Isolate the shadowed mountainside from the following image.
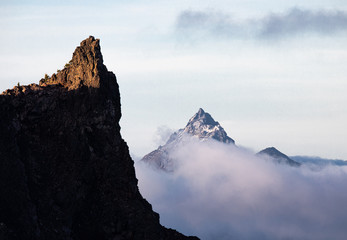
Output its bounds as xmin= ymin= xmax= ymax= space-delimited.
xmin=0 ymin=36 xmax=198 ymax=240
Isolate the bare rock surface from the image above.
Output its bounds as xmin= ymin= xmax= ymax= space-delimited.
xmin=0 ymin=36 xmax=198 ymax=240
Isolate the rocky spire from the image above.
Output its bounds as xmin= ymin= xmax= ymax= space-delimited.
xmin=40 ymin=36 xmax=118 ymax=97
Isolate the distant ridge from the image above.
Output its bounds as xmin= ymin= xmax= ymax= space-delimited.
xmin=257 ymin=147 xmax=301 ymax=167
xmin=291 ymin=156 xmax=347 ymax=166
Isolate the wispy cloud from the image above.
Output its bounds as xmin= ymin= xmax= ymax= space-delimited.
xmin=176 ymin=10 xmax=249 ymax=40
xmin=176 ymin=8 xmax=347 ymax=41
xmin=152 ymin=125 xmax=174 ymax=146
xmin=261 ymin=8 xmax=347 ymax=38
xmin=136 ymin=138 xmax=347 ymax=239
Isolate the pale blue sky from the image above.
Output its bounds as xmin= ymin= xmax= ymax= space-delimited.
xmin=1 ymin=0 xmax=347 ymax=159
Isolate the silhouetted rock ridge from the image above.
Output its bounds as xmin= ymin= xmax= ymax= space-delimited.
xmin=0 ymin=36 xmax=198 ymax=240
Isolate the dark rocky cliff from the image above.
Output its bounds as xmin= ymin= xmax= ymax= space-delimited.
xmin=0 ymin=36 xmax=198 ymax=240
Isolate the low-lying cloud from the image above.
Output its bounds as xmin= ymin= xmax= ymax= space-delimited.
xmin=176 ymin=8 xmax=347 ymax=41
xmin=152 ymin=125 xmax=174 ymax=146
xmin=135 ymin=139 xmax=347 ymax=239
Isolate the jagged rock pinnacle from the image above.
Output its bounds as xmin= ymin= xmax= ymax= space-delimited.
xmin=40 ymin=36 xmax=117 ymax=95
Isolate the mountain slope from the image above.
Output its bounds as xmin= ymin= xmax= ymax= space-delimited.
xmin=0 ymin=36 xmax=198 ymax=240
xmin=291 ymin=156 xmax=347 ymax=166
xmin=142 ymin=108 xmax=234 ymax=171
xmin=257 ymin=147 xmax=301 ymax=167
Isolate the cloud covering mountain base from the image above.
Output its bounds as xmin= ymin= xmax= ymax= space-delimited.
xmin=135 ymin=139 xmax=347 ymax=240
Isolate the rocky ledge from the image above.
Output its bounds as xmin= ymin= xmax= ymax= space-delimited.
xmin=0 ymin=36 xmax=198 ymax=240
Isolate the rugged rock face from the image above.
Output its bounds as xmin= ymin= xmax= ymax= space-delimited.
xmin=257 ymin=147 xmax=301 ymax=167
xmin=0 ymin=36 xmax=198 ymax=240
xmin=142 ymin=108 xmax=234 ymax=171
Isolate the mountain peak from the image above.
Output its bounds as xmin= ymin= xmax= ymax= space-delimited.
xmin=197 ymin=107 xmax=206 ymax=116
xmin=39 ymin=36 xmax=117 ymax=95
xmin=183 ymin=109 xmax=234 ymax=144
xmin=72 ymin=36 xmax=103 ymax=71
xmin=257 ymin=147 xmax=301 ymax=167
xmin=142 ymin=109 xmax=235 ymax=171
xmin=186 ymin=108 xmax=219 ymax=127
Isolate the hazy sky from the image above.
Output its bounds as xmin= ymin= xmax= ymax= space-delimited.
xmin=1 ymin=0 xmax=347 ymax=159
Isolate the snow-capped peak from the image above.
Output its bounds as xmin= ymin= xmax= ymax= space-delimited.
xmin=182 ymin=108 xmax=234 ymax=144
xmin=141 ymin=108 xmax=235 ymax=171
xmin=186 ymin=108 xmax=218 ymax=127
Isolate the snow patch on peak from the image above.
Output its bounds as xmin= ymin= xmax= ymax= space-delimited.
xmin=186 ymin=108 xmax=218 ymax=127
xmin=183 ymin=108 xmax=234 ymax=144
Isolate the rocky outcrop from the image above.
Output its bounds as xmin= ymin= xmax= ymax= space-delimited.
xmin=0 ymin=36 xmax=198 ymax=240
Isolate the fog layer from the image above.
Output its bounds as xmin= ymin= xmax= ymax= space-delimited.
xmin=135 ymin=139 xmax=347 ymax=240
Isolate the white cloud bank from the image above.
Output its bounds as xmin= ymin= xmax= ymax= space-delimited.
xmin=176 ymin=7 xmax=347 ymax=40
xmin=135 ymin=139 xmax=347 ymax=240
